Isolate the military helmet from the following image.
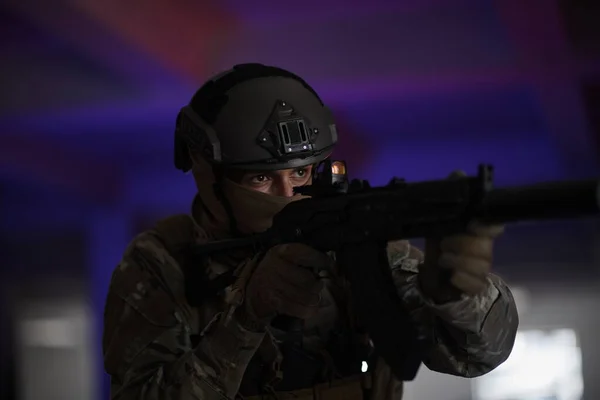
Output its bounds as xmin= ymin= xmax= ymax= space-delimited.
xmin=174 ymin=63 xmax=338 ymax=171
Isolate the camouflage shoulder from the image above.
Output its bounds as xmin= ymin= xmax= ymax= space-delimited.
xmin=120 ymin=229 xmax=183 ymax=277
xmin=111 ymin=216 xmax=206 ymax=325
xmin=104 ymin=229 xmax=182 ymax=376
xmin=119 ymin=214 xmax=208 ymax=278
xmin=113 ymin=229 xmax=183 ymax=301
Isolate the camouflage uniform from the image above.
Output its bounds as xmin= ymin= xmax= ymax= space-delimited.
xmin=103 ymin=63 xmax=519 ymax=399
xmin=102 ymin=198 xmax=519 ymax=400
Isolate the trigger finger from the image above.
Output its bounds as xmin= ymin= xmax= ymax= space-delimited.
xmin=440 ymin=235 xmax=493 ymax=261
xmin=450 ymin=271 xmax=488 ymax=296
xmin=275 ymin=261 xmax=320 ymax=287
xmin=438 ymin=253 xmax=491 ymax=278
xmin=274 ymin=282 xmax=323 ymax=308
xmin=278 ymin=244 xmax=333 ymax=269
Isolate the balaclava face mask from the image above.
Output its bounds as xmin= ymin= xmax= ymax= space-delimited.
xmin=191 ymin=155 xmax=309 ymax=238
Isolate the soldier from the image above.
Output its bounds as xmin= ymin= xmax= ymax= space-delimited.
xmin=103 ymin=63 xmax=519 ymax=399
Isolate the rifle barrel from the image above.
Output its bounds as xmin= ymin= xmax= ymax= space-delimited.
xmin=479 ymin=180 xmax=600 ymax=224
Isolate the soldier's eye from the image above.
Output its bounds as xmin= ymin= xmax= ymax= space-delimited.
xmin=293 ymin=168 xmax=309 ymax=178
xmin=251 ymin=175 xmax=268 ymax=183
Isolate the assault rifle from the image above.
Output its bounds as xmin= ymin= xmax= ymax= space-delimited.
xmin=192 ymin=160 xmax=600 ymax=381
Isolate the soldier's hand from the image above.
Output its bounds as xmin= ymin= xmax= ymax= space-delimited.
xmin=420 ymin=171 xmax=505 ymax=303
xmin=239 ymin=243 xmax=331 ymax=328
xmin=422 ymin=222 xmax=505 ymax=302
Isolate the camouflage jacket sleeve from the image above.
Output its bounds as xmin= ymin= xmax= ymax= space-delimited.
xmin=103 ymin=231 xmax=265 ymax=399
xmin=386 ymin=240 xmax=519 ymax=378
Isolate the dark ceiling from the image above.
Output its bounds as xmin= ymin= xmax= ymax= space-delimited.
xmin=1 ymin=0 xmax=599 ymax=215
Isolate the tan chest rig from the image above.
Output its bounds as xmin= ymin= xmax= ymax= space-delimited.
xmin=155 ymin=214 xmax=375 ymax=400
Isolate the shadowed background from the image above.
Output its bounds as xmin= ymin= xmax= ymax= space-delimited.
xmin=1 ymin=0 xmax=599 ymax=399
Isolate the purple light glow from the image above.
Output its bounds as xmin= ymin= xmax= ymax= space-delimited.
xmin=86 ymin=211 xmax=132 ymax=400
xmin=362 ymin=134 xmax=568 ymax=186
xmin=0 ymin=88 xmax=190 ymax=137
xmin=0 ymin=196 xmax=93 ymax=234
xmin=221 ymin=0 xmax=464 ymax=25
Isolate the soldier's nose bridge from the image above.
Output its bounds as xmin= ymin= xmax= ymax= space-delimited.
xmin=271 ymin=172 xmax=293 ymax=185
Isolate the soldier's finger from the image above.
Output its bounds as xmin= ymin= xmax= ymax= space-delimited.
xmin=450 ymin=271 xmax=489 ymax=296
xmin=440 ymin=235 xmax=494 ymax=262
xmin=438 ymin=252 xmax=491 ymax=278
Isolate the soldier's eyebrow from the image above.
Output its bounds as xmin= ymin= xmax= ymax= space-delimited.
xmin=225 ymin=169 xmax=267 ymax=183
